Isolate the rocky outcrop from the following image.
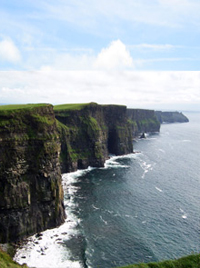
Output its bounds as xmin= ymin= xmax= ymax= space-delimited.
xmin=127 ymin=109 xmax=160 ymax=137
xmin=54 ymin=103 xmax=133 ymax=173
xmin=0 ymin=104 xmax=65 ymax=243
xmin=155 ymin=111 xmax=189 ymax=123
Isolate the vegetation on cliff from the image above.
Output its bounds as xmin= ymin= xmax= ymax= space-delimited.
xmin=155 ymin=111 xmax=189 ymax=123
xmin=118 ymin=254 xmax=200 ymax=268
xmin=54 ymin=102 xmax=133 ymax=172
xmin=0 ymin=104 xmax=65 ymax=243
xmin=0 ymin=248 xmax=28 ymax=268
xmin=126 ymin=109 xmax=160 ymax=137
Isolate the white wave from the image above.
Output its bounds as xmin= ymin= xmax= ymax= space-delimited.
xmin=92 ymin=204 xmax=100 ymax=210
xmin=100 ymin=215 xmax=108 ymax=225
xmin=155 ymin=187 xmax=163 ymax=192
xmin=14 ymin=220 xmax=83 ymax=268
xmin=158 ymin=149 xmax=165 ymax=153
xmin=62 ymin=166 xmax=94 ymax=183
xmin=180 ymin=208 xmax=187 ymax=219
xmin=182 ymin=215 xmax=187 ymax=219
xmin=104 ymin=159 xmax=129 ymax=169
xmin=138 ymin=159 xmax=153 ymax=178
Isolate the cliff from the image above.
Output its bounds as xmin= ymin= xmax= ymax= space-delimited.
xmin=127 ymin=109 xmax=160 ymax=137
xmin=54 ymin=103 xmax=133 ymax=172
xmin=155 ymin=111 xmax=189 ymax=123
xmin=0 ymin=104 xmax=65 ymax=243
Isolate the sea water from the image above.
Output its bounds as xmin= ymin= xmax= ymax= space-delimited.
xmin=14 ymin=112 xmax=200 ymax=268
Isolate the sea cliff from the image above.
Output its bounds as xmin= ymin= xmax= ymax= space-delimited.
xmin=54 ymin=103 xmax=133 ymax=172
xmin=155 ymin=111 xmax=189 ymax=123
xmin=0 ymin=104 xmax=65 ymax=243
xmin=127 ymin=109 xmax=160 ymax=137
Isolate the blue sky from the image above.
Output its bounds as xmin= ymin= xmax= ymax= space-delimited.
xmin=0 ymin=0 xmax=200 ymax=110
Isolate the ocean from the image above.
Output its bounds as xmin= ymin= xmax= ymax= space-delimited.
xmin=14 ymin=112 xmax=200 ymax=268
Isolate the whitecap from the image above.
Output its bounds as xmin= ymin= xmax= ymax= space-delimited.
xmin=182 ymin=215 xmax=187 ymax=219
xmin=155 ymin=187 xmax=163 ymax=192
xmin=180 ymin=208 xmax=187 ymax=219
xmin=92 ymin=204 xmax=100 ymax=210
xmin=104 ymin=158 xmax=129 ymax=169
xmin=100 ymin=215 xmax=108 ymax=225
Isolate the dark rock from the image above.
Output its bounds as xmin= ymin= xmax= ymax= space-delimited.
xmin=127 ymin=108 xmax=160 ymax=138
xmin=155 ymin=111 xmax=189 ymax=123
xmin=140 ymin=132 xmax=146 ymax=139
xmin=54 ymin=103 xmax=133 ymax=172
xmin=0 ymin=104 xmax=66 ymax=243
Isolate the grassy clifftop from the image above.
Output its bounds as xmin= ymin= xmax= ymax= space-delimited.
xmin=0 ymin=248 xmax=27 ymax=268
xmin=118 ymin=254 xmax=200 ymax=268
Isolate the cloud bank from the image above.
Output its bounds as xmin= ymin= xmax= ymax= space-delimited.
xmin=0 ymin=71 xmax=199 ymax=111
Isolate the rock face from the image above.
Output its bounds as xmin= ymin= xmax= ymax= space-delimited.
xmin=54 ymin=103 xmax=133 ymax=173
xmin=155 ymin=111 xmax=189 ymax=123
xmin=0 ymin=104 xmax=65 ymax=243
xmin=127 ymin=109 xmax=160 ymax=137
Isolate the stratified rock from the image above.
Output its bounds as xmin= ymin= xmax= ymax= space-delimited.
xmin=155 ymin=111 xmax=189 ymax=123
xmin=54 ymin=103 xmax=133 ymax=172
xmin=127 ymin=109 xmax=160 ymax=138
xmin=0 ymin=104 xmax=65 ymax=243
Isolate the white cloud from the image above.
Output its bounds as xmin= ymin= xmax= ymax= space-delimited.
xmin=0 ymin=71 xmax=199 ymax=111
xmin=130 ymin=44 xmax=174 ymax=50
xmin=94 ymin=40 xmax=133 ymax=70
xmin=38 ymin=40 xmax=133 ymax=71
xmin=0 ymin=39 xmax=21 ymax=63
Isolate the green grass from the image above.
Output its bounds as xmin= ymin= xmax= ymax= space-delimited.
xmin=0 ymin=248 xmax=28 ymax=268
xmin=53 ymin=103 xmax=92 ymax=111
xmin=0 ymin=103 xmax=50 ymax=111
xmin=118 ymin=254 xmax=200 ymax=268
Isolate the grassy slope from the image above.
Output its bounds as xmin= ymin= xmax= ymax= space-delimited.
xmin=118 ymin=254 xmax=200 ymax=268
xmin=0 ymin=249 xmax=28 ymax=268
xmin=0 ymin=104 xmax=50 ymax=111
xmin=53 ymin=103 xmax=91 ymax=111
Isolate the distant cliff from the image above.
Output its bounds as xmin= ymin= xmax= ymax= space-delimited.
xmin=54 ymin=103 xmax=133 ymax=173
xmin=0 ymin=104 xmax=65 ymax=243
xmin=127 ymin=109 xmax=160 ymax=137
xmin=155 ymin=111 xmax=189 ymax=123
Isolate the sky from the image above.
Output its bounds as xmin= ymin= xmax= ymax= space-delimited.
xmin=0 ymin=0 xmax=200 ymax=110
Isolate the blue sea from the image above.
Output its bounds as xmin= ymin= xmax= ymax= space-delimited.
xmin=15 ymin=112 xmax=200 ymax=268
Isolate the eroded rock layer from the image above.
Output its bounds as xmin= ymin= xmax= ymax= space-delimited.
xmin=0 ymin=104 xmax=65 ymax=243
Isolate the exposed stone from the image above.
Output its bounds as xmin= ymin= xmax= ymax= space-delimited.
xmin=0 ymin=105 xmax=65 ymax=243
xmin=155 ymin=111 xmax=189 ymax=123
xmin=127 ymin=108 xmax=160 ymax=137
xmin=55 ymin=103 xmax=133 ymax=173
